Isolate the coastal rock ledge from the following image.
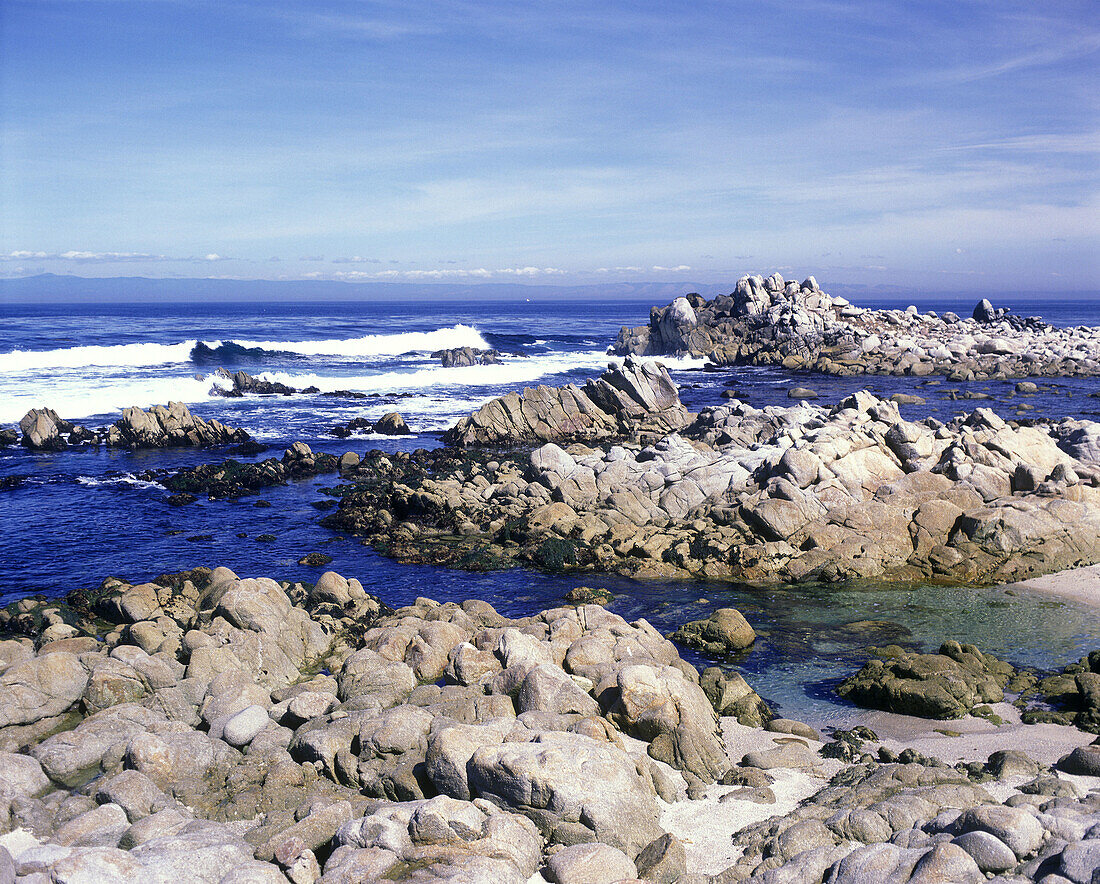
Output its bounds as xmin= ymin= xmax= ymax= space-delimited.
xmin=328 ymin=378 xmax=1100 ymax=585
xmin=4 ymin=567 xmax=1100 ymax=883
xmin=612 ymin=273 xmax=1100 ymax=379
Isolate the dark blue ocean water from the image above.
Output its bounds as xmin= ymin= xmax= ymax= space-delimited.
xmin=2 ymin=292 xmax=1099 ymax=724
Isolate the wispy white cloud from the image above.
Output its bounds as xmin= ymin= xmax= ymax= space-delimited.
xmin=1 ymin=250 xmax=231 ymax=263
xmin=321 ymin=266 xmax=571 ymax=281
xmin=917 ymin=32 xmax=1100 ymax=85
xmin=937 ymin=132 xmax=1100 ymax=155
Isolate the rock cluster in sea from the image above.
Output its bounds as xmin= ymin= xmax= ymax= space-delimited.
xmin=612 ymin=273 xmax=1100 ymax=379
xmin=431 ymin=346 xmax=501 ymax=367
xmin=3 ymin=566 xmax=1100 ymax=883
xmin=163 ymin=442 xmax=338 ymax=501
xmin=327 ymin=375 xmax=1100 ymax=585
xmin=14 ymin=402 xmax=252 ymax=451
xmin=330 ymin=412 xmax=413 ymax=438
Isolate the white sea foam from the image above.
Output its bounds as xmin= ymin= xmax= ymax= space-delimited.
xmin=0 ymin=376 xmax=216 ymax=424
xmin=255 ymin=349 xmax=617 ymax=394
xmin=234 ymin=324 xmax=490 ymax=357
xmin=0 ymin=347 xmax=703 ymax=427
xmin=0 ymin=341 xmax=207 ymax=373
xmin=77 ymin=474 xmax=165 ymax=491
xmin=0 ymin=324 xmax=491 ymax=373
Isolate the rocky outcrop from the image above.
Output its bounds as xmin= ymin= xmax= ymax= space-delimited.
xmin=613 ymin=273 xmax=1100 ymax=380
xmin=210 ymin=368 xmax=299 ymax=397
xmin=19 ymin=408 xmax=73 ymax=451
xmin=0 ymin=565 xmax=747 ymax=880
xmin=330 ymin=391 xmax=1100 ymax=585
xmin=5 ymin=566 xmax=1100 ymax=882
xmin=105 ymin=402 xmax=251 ymax=449
xmin=837 ymin=641 xmax=1015 ymax=718
xmin=432 ymin=346 xmax=501 ymax=367
xmin=443 ymin=357 xmax=690 ymax=447
xmin=17 ymin=403 xmax=251 ymax=451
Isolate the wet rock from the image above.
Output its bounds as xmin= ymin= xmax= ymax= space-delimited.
xmin=19 ymin=408 xmax=70 ymax=450
xmin=669 ymin=607 xmax=755 ymax=656
xmin=372 ymin=412 xmax=411 ymax=435
xmin=837 ymin=642 xmax=1013 ymax=719
xmin=104 ymin=402 xmax=251 ymax=450
xmin=211 ymin=368 xmax=296 ymax=397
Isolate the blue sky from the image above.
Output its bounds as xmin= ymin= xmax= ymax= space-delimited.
xmin=1 ymin=0 xmax=1097 ymax=291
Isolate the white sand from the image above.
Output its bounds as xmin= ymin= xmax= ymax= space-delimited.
xmin=659 ymin=720 xmax=841 ymax=875
xmin=658 ymin=706 xmax=1100 ymax=875
xmin=866 ymin=701 xmax=1097 ymax=766
xmin=1001 ymin=563 xmax=1100 ymax=607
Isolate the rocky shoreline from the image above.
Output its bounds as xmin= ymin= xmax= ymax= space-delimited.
xmin=612 ymin=274 xmax=1100 ymax=380
xmin=1 ymin=565 xmax=1100 ymax=883
xmin=321 ymin=360 xmax=1100 ymax=586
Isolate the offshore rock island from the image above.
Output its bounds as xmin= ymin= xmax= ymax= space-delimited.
xmin=613 ymin=273 xmax=1100 ymax=379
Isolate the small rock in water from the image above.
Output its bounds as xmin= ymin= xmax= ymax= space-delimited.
xmin=372 ymin=412 xmax=412 ymax=435
xmin=787 ymin=386 xmax=819 ymax=400
xmin=256 ymin=533 xmax=277 ymax=543
xmin=670 ymin=607 xmax=756 ymax=655
xmin=564 ymin=586 xmax=613 ymax=605
xmin=298 ymin=553 xmax=333 ymax=567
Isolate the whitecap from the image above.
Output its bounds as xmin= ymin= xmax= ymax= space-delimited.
xmin=233 ymin=324 xmax=490 ymax=358
xmin=76 ymin=474 xmax=165 ymax=491
xmin=0 ymin=340 xmax=207 ymax=373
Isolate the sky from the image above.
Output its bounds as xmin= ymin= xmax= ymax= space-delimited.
xmin=1 ymin=0 xmax=1098 ymax=292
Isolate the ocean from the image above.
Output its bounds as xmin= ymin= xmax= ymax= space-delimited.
xmin=2 ymin=290 xmax=1099 ymax=725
